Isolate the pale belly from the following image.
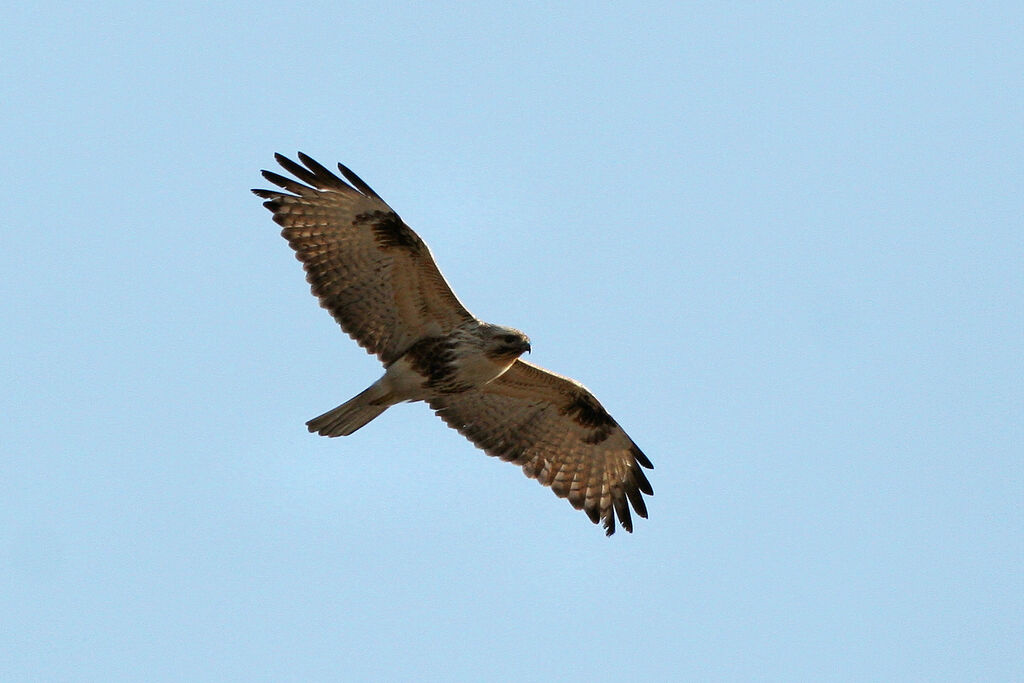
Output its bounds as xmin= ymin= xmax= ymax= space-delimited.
xmin=379 ymin=350 xmax=514 ymax=401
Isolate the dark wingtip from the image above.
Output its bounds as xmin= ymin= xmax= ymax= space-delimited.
xmin=634 ymin=466 xmax=654 ymax=496
xmin=614 ymin=496 xmax=633 ymax=533
xmin=632 ymin=444 xmax=654 ymax=470
xmin=336 ymin=161 xmax=381 ymax=199
xmin=296 ymin=152 xmax=327 ymax=175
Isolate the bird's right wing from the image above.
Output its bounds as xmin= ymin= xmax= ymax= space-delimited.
xmin=253 ymin=153 xmax=475 ymax=364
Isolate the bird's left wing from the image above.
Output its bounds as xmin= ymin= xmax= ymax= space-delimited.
xmin=428 ymin=359 xmax=653 ymax=535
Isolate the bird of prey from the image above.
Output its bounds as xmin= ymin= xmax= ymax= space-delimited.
xmin=253 ymin=153 xmax=653 ymax=534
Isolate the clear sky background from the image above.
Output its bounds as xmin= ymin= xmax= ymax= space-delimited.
xmin=2 ymin=2 xmax=1021 ymax=681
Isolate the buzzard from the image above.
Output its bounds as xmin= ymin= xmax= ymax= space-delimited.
xmin=253 ymin=153 xmax=653 ymax=534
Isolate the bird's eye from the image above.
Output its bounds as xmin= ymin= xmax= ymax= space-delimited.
xmin=504 ymin=335 xmax=518 ymax=343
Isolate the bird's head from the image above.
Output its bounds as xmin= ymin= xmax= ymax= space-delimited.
xmin=482 ymin=325 xmax=531 ymax=360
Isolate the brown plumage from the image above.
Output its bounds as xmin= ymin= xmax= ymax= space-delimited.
xmin=253 ymin=153 xmax=653 ymax=535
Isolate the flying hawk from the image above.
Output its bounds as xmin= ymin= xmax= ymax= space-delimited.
xmin=253 ymin=153 xmax=653 ymax=534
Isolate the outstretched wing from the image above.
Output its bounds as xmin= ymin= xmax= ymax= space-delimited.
xmin=253 ymin=153 xmax=475 ymax=364
xmin=428 ymin=359 xmax=654 ymax=535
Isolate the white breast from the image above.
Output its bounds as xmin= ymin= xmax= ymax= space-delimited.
xmin=453 ymin=352 xmax=513 ymax=385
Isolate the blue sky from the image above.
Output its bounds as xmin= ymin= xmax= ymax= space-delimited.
xmin=2 ymin=2 xmax=1021 ymax=680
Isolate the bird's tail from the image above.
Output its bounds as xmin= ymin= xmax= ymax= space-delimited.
xmin=306 ymin=384 xmax=392 ymax=437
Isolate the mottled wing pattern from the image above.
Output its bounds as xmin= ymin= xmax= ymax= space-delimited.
xmin=429 ymin=359 xmax=654 ymax=535
xmin=252 ymin=153 xmax=475 ymax=363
